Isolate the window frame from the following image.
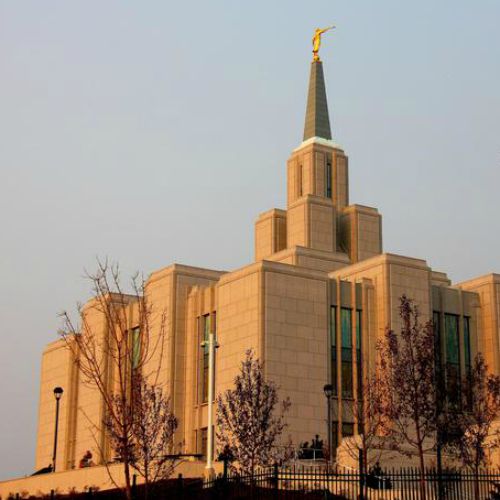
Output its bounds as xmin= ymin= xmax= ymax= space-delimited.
xmin=330 ymin=306 xmax=338 ymax=396
xmin=340 ymin=307 xmax=353 ymax=399
xmin=326 ymin=161 xmax=332 ymax=198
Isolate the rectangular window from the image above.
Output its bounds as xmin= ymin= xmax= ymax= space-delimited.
xmin=212 ymin=312 xmax=217 ymax=339
xmin=326 ymin=162 xmax=332 ymax=198
xmin=464 ymin=316 xmax=472 ymax=409
xmin=464 ymin=316 xmax=471 ymax=370
xmin=332 ymin=421 xmax=339 ymax=457
xmin=342 ymin=422 xmax=354 ymax=437
xmin=433 ymin=311 xmax=441 ymax=366
xmin=446 ymin=364 xmax=461 ymax=407
xmin=341 ymin=360 xmax=353 ymax=398
xmin=330 ymin=306 xmax=338 ymax=395
xmin=331 ymin=306 xmax=336 ymax=348
xmin=200 ymin=427 xmax=208 ymax=458
xmin=298 ymin=164 xmax=303 ymax=197
xmin=341 ymin=308 xmax=353 ymax=398
xmin=433 ymin=311 xmax=445 ymax=403
xmin=445 ymin=314 xmax=461 ymax=406
xmin=341 ymin=308 xmax=352 ymax=348
xmin=356 ymin=310 xmax=362 ymax=399
xmin=445 ymin=314 xmax=460 ymax=364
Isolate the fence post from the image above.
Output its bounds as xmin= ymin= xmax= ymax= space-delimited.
xmin=177 ymin=473 xmax=184 ymax=499
xmin=131 ymin=473 xmax=137 ymax=500
xmin=273 ymin=462 xmax=279 ymax=499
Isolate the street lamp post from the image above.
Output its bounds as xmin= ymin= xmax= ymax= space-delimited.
xmin=52 ymin=387 xmax=64 ymax=472
xmin=323 ymin=384 xmax=334 ymax=468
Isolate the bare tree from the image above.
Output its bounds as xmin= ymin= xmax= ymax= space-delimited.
xmin=216 ymin=349 xmax=291 ymax=477
xmin=458 ymin=353 xmax=500 ymax=500
xmin=376 ymin=295 xmax=438 ymax=500
xmin=59 ymin=259 xmax=167 ymax=500
xmin=129 ymin=375 xmax=179 ymax=500
xmin=341 ymin=372 xmax=392 ymax=471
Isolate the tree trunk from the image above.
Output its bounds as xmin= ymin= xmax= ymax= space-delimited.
xmin=144 ymin=459 xmax=150 ymax=500
xmin=360 ymin=448 xmax=367 ymax=500
xmin=417 ymin=442 xmax=427 ymax=500
xmin=474 ymin=463 xmax=480 ymax=500
xmin=249 ymin=456 xmax=255 ymax=500
xmin=123 ymin=458 xmax=132 ymax=500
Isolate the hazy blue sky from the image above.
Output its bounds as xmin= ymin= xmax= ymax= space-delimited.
xmin=1 ymin=0 xmax=499 ymax=479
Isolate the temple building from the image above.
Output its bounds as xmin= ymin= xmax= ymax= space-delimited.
xmin=34 ymin=54 xmax=500 ymax=474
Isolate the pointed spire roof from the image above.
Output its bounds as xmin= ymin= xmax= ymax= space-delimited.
xmin=303 ymin=60 xmax=332 ymax=141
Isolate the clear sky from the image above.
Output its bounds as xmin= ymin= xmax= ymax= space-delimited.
xmin=0 ymin=0 xmax=499 ymax=479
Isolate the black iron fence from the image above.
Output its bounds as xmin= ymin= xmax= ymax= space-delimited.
xmin=202 ymin=465 xmax=500 ymax=500
xmin=6 ymin=465 xmax=500 ymax=500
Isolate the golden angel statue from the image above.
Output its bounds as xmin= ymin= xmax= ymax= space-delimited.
xmin=312 ymin=26 xmax=335 ymax=61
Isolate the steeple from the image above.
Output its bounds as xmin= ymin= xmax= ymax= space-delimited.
xmin=303 ymin=60 xmax=332 ymax=141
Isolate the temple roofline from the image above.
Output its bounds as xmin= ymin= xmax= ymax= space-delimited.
xmin=293 ymin=135 xmax=343 ymax=152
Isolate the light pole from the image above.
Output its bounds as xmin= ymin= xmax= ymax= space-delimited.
xmin=323 ymin=384 xmax=334 ymax=467
xmin=201 ymin=329 xmax=219 ymax=479
xmin=52 ymin=387 xmax=64 ymax=472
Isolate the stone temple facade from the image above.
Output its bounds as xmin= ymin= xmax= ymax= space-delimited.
xmin=35 ymin=57 xmax=500 ymax=474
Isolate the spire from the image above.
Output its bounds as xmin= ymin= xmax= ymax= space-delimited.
xmin=303 ymin=60 xmax=332 ymax=141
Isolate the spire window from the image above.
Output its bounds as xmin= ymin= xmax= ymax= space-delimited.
xmin=326 ymin=161 xmax=332 ymax=198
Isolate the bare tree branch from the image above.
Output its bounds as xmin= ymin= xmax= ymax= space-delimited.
xmin=59 ymin=259 xmax=168 ymax=500
xmin=376 ymin=296 xmax=439 ymax=500
xmin=457 ymin=353 xmax=500 ymax=500
xmin=216 ymin=349 xmax=292 ymax=478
